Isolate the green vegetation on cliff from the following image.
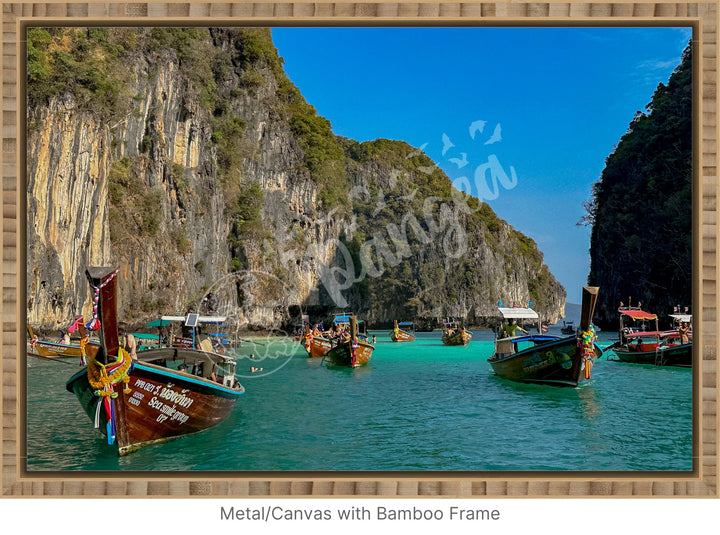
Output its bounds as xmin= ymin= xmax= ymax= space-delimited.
xmin=586 ymin=43 xmax=692 ymax=328
xmin=337 ymin=138 xmax=563 ymax=322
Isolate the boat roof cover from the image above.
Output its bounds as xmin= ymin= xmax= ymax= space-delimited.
xmin=160 ymin=314 xmax=228 ymax=324
xmin=334 ymin=315 xmax=363 ymax=324
xmin=498 ymin=307 xmax=539 ymax=320
xmin=132 ymin=333 xmax=160 ymax=340
xmin=619 ymin=309 xmax=657 ymax=320
xmin=670 ymin=314 xmax=692 ymax=322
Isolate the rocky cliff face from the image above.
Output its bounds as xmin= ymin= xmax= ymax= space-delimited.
xmin=26 ymin=27 xmax=565 ymax=332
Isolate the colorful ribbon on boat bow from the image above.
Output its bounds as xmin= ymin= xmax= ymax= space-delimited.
xmin=351 ymin=339 xmax=358 ymax=367
xmin=87 ymin=347 xmax=133 ymax=445
xmin=577 ymin=325 xmax=597 ymax=380
xmin=87 ymin=269 xmax=119 ymax=331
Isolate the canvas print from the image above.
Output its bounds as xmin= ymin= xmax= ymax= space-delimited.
xmin=25 ymin=26 xmax=692 ymax=471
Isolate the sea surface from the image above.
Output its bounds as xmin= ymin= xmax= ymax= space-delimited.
xmin=26 ymin=327 xmax=692 ymax=472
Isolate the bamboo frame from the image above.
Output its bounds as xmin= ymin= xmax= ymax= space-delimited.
xmin=1 ymin=1 xmax=717 ymax=497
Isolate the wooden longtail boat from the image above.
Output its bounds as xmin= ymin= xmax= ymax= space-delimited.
xmin=614 ymin=340 xmax=692 ymax=366
xmin=303 ymin=332 xmax=334 ymax=358
xmin=441 ymin=320 xmax=472 ymax=346
xmin=613 ymin=331 xmax=692 ymax=367
xmin=65 ymin=267 xmax=245 ymax=456
xmin=488 ymin=287 xmax=601 ymax=387
xmin=303 ymin=313 xmax=366 ymax=358
xmin=27 ymin=324 xmax=100 ymax=359
xmin=325 ymin=315 xmax=374 ymax=367
xmin=29 ymin=338 xmax=101 ymax=359
xmin=390 ymin=320 xmax=416 ymax=342
xmin=560 ymin=321 xmax=575 ymax=335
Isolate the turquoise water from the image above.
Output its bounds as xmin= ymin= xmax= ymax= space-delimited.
xmin=26 ymin=328 xmax=692 ymax=472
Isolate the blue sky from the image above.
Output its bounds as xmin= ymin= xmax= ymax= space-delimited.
xmin=271 ymin=26 xmax=692 ymax=305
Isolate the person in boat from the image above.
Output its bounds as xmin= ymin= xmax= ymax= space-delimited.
xmin=178 ymin=363 xmax=188 ymax=373
xmin=119 ymin=327 xmax=138 ymax=360
xmin=501 ymin=320 xmax=527 ymax=338
xmin=58 ymin=329 xmax=70 ymax=344
xmin=678 ymin=322 xmax=690 ymax=344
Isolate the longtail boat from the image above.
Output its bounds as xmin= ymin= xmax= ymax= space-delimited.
xmin=441 ymin=320 xmax=472 ymax=346
xmin=302 ymin=313 xmax=365 ymax=358
xmin=560 ymin=321 xmax=575 ymax=335
xmin=325 ymin=315 xmax=374 ymax=367
xmin=610 ymin=308 xmax=692 ymax=367
xmin=66 ymin=267 xmax=245 ymax=456
xmin=303 ymin=329 xmax=333 ymax=358
xmin=27 ymin=324 xmax=100 ymax=360
xmin=390 ymin=320 xmax=416 ymax=342
xmin=487 ymin=287 xmax=602 ymax=387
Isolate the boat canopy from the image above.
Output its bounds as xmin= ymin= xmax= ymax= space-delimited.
xmin=670 ymin=314 xmax=692 ymax=323
xmin=159 ymin=314 xmax=228 ymax=325
xmin=132 ymin=333 xmax=160 ymax=340
xmin=619 ymin=309 xmax=657 ymax=320
xmin=333 ymin=315 xmax=363 ymax=324
xmin=498 ymin=307 xmax=539 ymax=320
xmin=398 ymin=322 xmax=414 ymax=327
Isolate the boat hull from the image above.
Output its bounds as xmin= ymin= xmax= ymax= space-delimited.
xmin=390 ymin=329 xmax=415 ymax=342
xmin=304 ymin=335 xmax=333 ymax=358
xmin=441 ymin=331 xmax=472 ymax=346
xmin=32 ymin=339 xmax=100 ymax=359
xmin=325 ymin=340 xmax=374 ymax=367
xmin=488 ymin=335 xmax=600 ymax=387
xmin=614 ymin=343 xmax=692 ymax=367
xmin=66 ymin=358 xmax=244 ymax=455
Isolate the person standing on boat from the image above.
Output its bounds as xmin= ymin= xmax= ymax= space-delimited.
xmin=678 ymin=322 xmax=690 ymax=344
xmin=119 ymin=327 xmax=137 ymax=360
xmin=501 ymin=320 xmax=527 ymax=338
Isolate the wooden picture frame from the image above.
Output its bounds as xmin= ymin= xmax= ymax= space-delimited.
xmin=2 ymin=1 xmax=716 ymax=498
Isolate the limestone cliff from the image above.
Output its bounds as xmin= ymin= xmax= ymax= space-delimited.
xmin=26 ymin=27 xmax=565 ymax=332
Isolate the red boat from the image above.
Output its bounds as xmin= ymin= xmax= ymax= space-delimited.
xmin=612 ymin=311 xmax=693 ymax=367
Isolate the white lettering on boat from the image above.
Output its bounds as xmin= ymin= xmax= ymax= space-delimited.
xmin=148 ymin=396 xmax=190 ymax=425
xmin=158 ymin=386 xmax=194 ymax=409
